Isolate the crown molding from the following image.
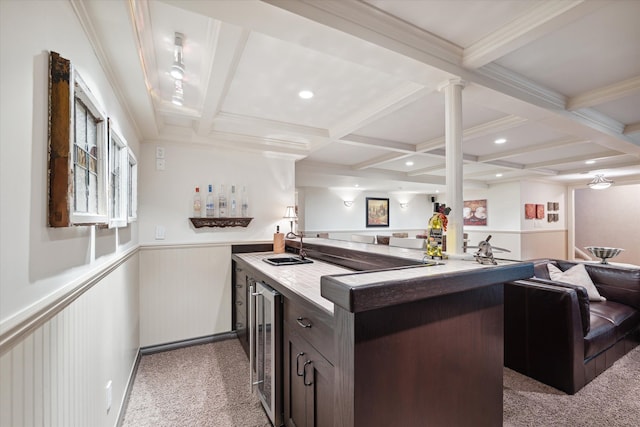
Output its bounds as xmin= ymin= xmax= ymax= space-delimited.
xmin=567 ymin=75 xmax=640 ymax=111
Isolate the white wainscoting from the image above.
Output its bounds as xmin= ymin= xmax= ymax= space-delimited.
xmin=139 ymin=244 xmax=232 ymax=347
xmin=0 ymin=253 xmax=139 ymax=427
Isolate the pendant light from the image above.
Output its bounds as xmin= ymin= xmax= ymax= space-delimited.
xmin=587 ymin=174 xmax=613 ymax=190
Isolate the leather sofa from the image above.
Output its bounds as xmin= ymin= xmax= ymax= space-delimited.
xmin=504 ymin=259 xmax=640 ymax=394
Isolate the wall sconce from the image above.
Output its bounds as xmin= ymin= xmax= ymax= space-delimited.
xmin=588 ymin=174 xmax=613 ymax=190
xmin=400 ymin=203 xmax=408 ymax=209
xmin=343 ymin=200 xmax=353 ymax=207
xmin=283 ymin=205 xmax=297 ymax=234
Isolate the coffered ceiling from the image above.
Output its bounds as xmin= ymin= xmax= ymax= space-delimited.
xmin=75 ymin=0 xmax=640 ymax=193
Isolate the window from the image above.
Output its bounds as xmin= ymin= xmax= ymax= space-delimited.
xmin=48 ymin=52 xmax=108 ymax=226
xmin=108 ymin=121 xmax=128 ymax=228
xmin=127 ymin=150 xmax=138 ymax=222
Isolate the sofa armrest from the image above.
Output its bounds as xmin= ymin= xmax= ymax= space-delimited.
xmin=504 ymin=279 xmax=586 ymax=394
xmin=524 ymin=277 xmax=590 ymax=335
xmin=584 ymin=263 xmax=640 ymax=310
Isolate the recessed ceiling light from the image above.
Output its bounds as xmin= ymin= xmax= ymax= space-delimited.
xmin=494 ymin=138 xmax=507 ymax=144
xmin=354 ymin=184 xmax=359 ymax=188
xmin=496 ymin=173 xmax=503 ymax=177
xmin=585 ymin=160 xmax=596 ymax=165
xmin=298 ymin=90 xmax=314 ymax=99
xmin=435 ymin=190 xmax=440 ymax=193
xmin=405 ymin=161 xmax=414 ymax=166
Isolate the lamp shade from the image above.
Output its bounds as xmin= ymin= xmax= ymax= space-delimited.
xmin=588 ymin=174 xmax=613 ymax=190
xmin=283 ymin=206 xmax=297 ymax=219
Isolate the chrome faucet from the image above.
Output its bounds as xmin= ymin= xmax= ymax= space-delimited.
xmin=286 ymin=231 xmax=306 ymax=260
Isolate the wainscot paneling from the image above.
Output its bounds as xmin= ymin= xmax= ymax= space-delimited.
xmin=0 ymin=253 xmax=139 ymax=427
xmin=139 ymin=244 xmax=232 ymax=347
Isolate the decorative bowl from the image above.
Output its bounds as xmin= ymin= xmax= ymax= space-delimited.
xmin=585 ymin=246 xmax=624 ymax=264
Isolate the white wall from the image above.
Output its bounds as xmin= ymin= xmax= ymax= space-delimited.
xmin=0 ymin=0 xmax=140 ymax=326
xmin=137 ymin=142 xmax=295 ymax=346
xmin=1 ymin=1 xmax=140 ymax=425
xmin=462 ymin=180 xmax=568 ymax=261
xmin=139 ymin=142 xmax=295 ymax=245
xmin=301 ymin=187 xmax=430 ymax=234
xmin=575 ymin=183 xmax=640 ymax=265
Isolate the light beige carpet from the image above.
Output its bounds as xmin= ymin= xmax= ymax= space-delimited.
xmin=122 ymin=338 xmax=640 ymax=426
xmin=503 ymin=345 xmax=640 ymax=426
xmin=121 ymin=339 xmax=269 ymax=427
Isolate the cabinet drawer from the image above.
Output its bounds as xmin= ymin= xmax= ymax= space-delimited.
xmin=284 ymin=298 xmax=334 ymax=363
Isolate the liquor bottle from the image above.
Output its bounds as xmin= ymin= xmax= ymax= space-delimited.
xmin=193 ymin=186 xmax=202 ymax=218
xmin=205 ymin=184 xmax=215 ymax=217
xmin=230 ymin=185 xmax=237 ymax=217
xmin=241 ymin=185 xmax=249 ymax=217
xmin=426 ymin=205 xmax=443 ymax=259
xmin=218 ymin=184 xmax=227 ymax=217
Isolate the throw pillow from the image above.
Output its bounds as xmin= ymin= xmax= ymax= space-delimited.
xmin=547 ymin=263 xmax=606 ymax=302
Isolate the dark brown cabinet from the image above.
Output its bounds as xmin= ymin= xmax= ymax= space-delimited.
xmin=284 ymin=326 xmax=333 ymax=427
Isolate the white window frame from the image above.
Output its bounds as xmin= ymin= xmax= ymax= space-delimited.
xmin=108 ymin=122 xmax=128 ymax=228
xmin=127 ymin=150 xmax=138 ymax=223
xmin=70 ymin=72 xmax=109 ymax=225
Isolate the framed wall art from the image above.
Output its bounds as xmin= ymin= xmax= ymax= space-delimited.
xmin=366 ymin=197 xmax=389 ymax=227
xmin=463 ymin=199 xmax=487 ymax=226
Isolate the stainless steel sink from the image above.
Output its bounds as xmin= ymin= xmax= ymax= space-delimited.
xmin=263 ymin=256 xmax=313 ymax=266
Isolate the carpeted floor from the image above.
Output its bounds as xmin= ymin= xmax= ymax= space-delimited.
xmin=122 ymin=339 xmax=640 ymax=426
xmin=121 ymin=339 xmax=270 ymax=427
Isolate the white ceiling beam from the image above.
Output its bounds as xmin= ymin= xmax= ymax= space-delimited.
xmin=566 ymin=75 xmax=640 ymax=111
xmin=415 ymin=115 xmax=528 ymax=152
xmin=477 ymin=137 xmax=589 ymax=163
xmin=196 ymin=23 xmax=250 ymax=136
xmin=624 ymin=122 xmax=640 ymax=135
xmin=352 ymin=152 xmax=413 ymax=171
xmin=463 ymin=1 xmax=602 ymax=69
xmin=525 ymin=150 xmax=624 ymax=169
xmin=407 ymin=164 xmax=446 ymax=177
xmin=338 ymin=134 xmax=416 ymax=153
xmin=329 ymin=84 xmax=432 ymax=140
xmin=556 ymin=158 xmax=640 ymax=176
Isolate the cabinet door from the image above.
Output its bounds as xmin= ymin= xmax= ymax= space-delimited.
xmin=284 ymin=327 xmax=334 ymax=427
xmin=233 ymin=264 xmax=249 ymax=357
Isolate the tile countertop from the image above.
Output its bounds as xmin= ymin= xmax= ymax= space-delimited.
xmin=235 ymin=239 xmax=533 ymax=315
xmin=234 ymin=252 xmax=353 ymax=313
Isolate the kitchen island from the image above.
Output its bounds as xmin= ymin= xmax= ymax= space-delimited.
xmin=233 ymin=238 xmax=533 ymax=427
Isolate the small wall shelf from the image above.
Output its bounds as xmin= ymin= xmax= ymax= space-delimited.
xmin=189 ymin=217 xmax=253 ymax=228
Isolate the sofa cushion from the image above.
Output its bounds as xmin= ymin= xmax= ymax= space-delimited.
xmin=548 ymin=263 xmax=606 ymax=302
xmin=584 ymin=301 xmax=640 ymax=359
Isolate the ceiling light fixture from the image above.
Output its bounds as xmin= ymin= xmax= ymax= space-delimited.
xmin=405 ymin=161 xmax=414 ymax=166
xmin=587 ymin=174 xmax=613 ymax=190
xmin=171 ymin=79 xmax=184 ymax=106
xmin=495 ymin=173 xmax=503 ymax=177
xmin=170 ymin=32 xmax=185 ymax=80
xmin=585 ymin=160 xmax=596 ymax=165
xmin=298 ymin=90 xmax=314 ymax=99
xmin=494 ymin=138 xmax=507 ymax=144
xmin=343 ymin=201 xmax=353 ymax=207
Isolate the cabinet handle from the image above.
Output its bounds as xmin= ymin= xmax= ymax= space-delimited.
xmin=235 ymin=284 xmax=243 ymax=288
xmin=296 ymin=317 xmax=312 ymax=328
xmin=236 ymin=322 xmax=243 ymax=329
xmin=296 ymin=352 xmax=306 ymax=376
xmin=303 ymin=360 xmax=314 ymax=386
xmin=236 ymin=300 xmax=243 ymax=306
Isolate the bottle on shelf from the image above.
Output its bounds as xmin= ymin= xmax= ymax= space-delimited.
xmin=205 ymin=184 xmax=215 ymax=217
xmin=241 ymin=185 xmax=249 ymax=217
xmin=230 ymin=185 xmax=237 ymax=217
xmin=218 ymin=184 xmax=227 ymax=217
xmin=193 ymin=186 xmax=202 ymax=218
